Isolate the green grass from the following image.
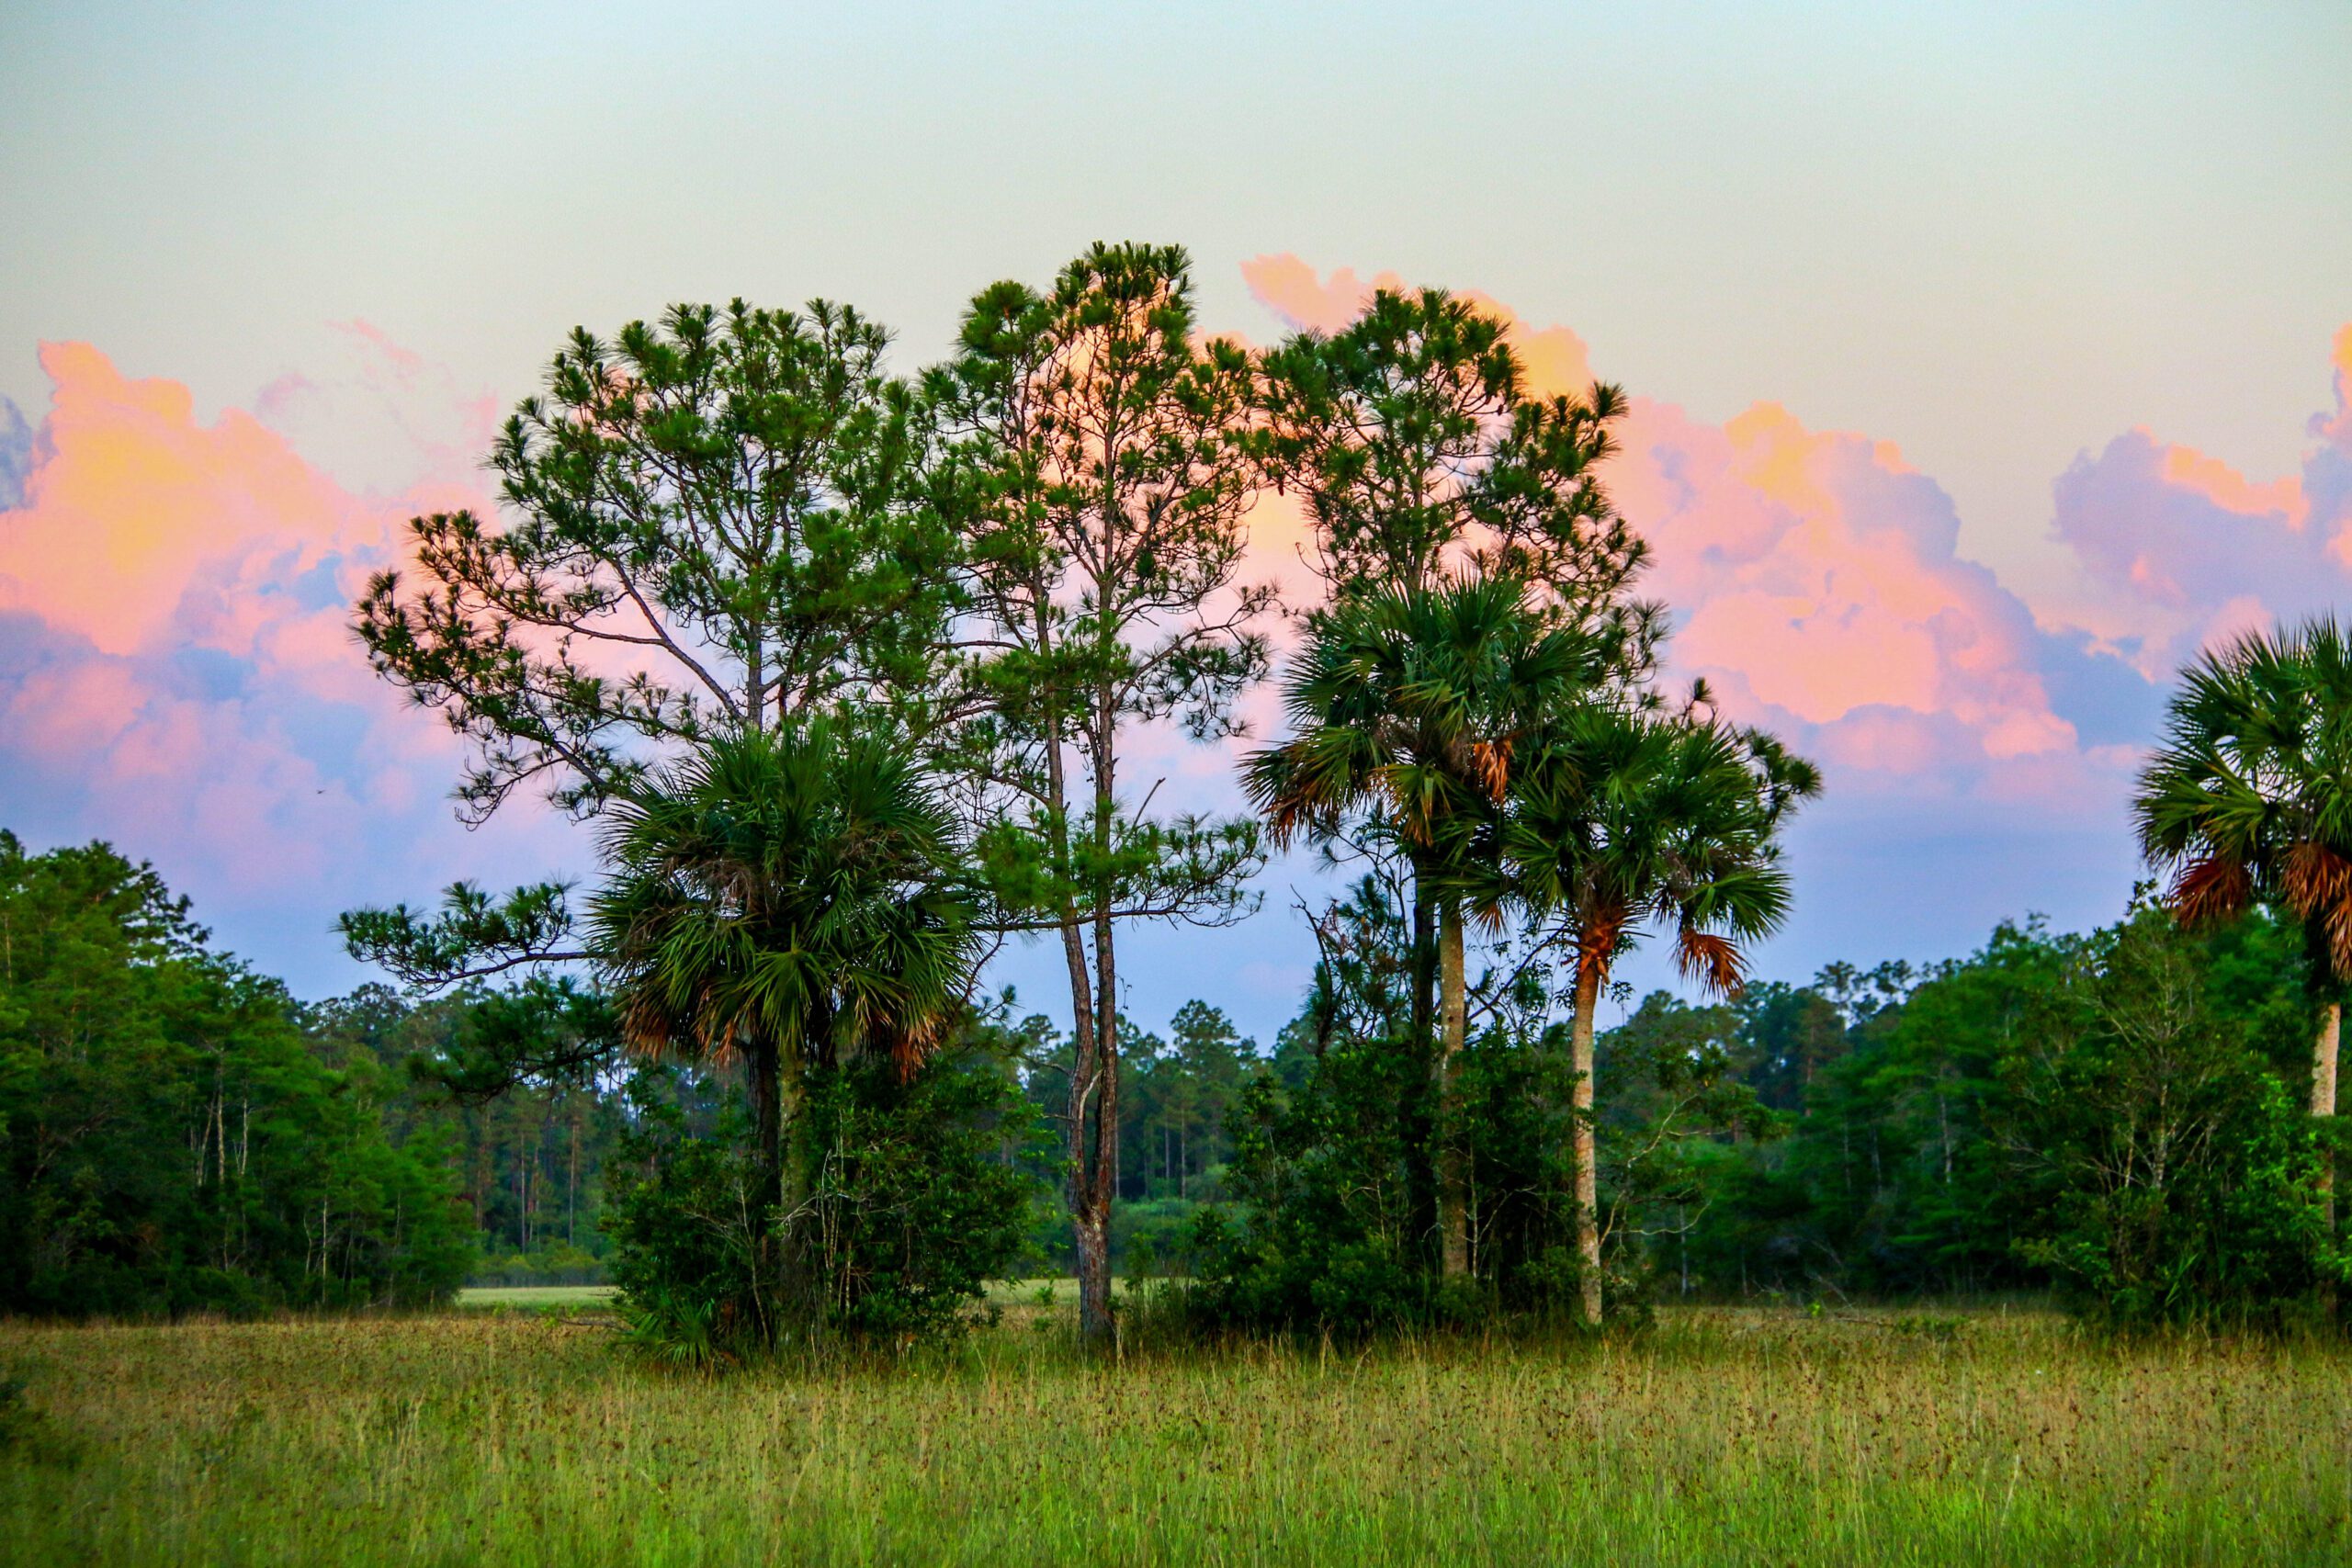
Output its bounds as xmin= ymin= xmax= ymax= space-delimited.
xmin=2 ymin=1303 xmax=2347 ymax=1564
xmin=455 ymin=1285 xmax=619 ymax=1311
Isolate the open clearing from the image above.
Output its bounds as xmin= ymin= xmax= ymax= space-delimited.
xmin=454 ymin=1280 xmax=1078 ymax=1313
xmin=454 ymin=1286 xmax=619 ymax=1311
xmin=2 ymin=1305 xmax=2347 ymax=1565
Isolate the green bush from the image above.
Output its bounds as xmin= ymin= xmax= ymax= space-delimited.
xmin=1184 ymin=1025 xmax=1611 ymax=1334
xmin=605 ymin=1039 xmax=1047 ymax=1353
xmin=2003 ymin=913 xmax=2338 ymax=1326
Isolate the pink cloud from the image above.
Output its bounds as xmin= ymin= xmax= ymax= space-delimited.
xmin=2032 ymin=334 xmax=2352 ymax=679
xmin=1617 ymin=391 xmax=2079 ymax=780
xmin=0 ymin=343 xmax=380 ymax=658
xmin=1242 ymin=254 xmax=1597 ymax=401
xmin=0 ymin=337 xmax=576 ymax=975
xmin=1241 ymin=257 xmax=2089 ymax=796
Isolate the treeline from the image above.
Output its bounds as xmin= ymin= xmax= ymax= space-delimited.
xmin=0 ymin=834 xmax=473 ymax=1315
xmin=313 ymin=987 xmax=631 ymax=1285
xmin=0 ymin=833 xmax=651 ymax=1313
xmin=6 ymin=824 xmax=2340 ymax=1330
xmin=1559 ymin=906 xmax=2328 ymax=1322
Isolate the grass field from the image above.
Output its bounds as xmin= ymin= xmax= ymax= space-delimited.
xmin=3 ymin=1303 xmax=2348 ymax=1565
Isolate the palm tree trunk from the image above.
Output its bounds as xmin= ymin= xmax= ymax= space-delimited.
xmin=743 ymin=1038 xmax=789 ymax=1337
xmin=2317 ymin=1001 xmax=2340 ymax=1238
xmin=1568 ymin=955 xmax=1603 ymax=1327
xmin=1437 ymin=899 xmax=1470 ymax=1280
xmin=747 ymin=1039 xmax=784 ymax=1223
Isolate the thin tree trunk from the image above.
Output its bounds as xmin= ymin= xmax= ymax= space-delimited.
xmin=1410 ymin=888 xmax=1436 ymax=1058
xmin=568 ymin=1108 xmax=579 ymax=1249
xmin=744 ymin=1037 xmax=813 ymax=1336
xmin=1437 ymin=899 xmax=1470 ymax=1280
xmin=1073 ymin=1201 xmax=1111 ymax=1339
xmin=1569 ymin=955 xmax=1603 ymax=1327
xmin=1074 ymin=697 xmax=1122 ymax=1346
xmin=747 ymin=1041 xmax=784 ymax=1226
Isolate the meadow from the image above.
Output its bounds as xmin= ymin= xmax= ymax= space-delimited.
xmin=2 ymin=1300 xmax=2346 ymax=1566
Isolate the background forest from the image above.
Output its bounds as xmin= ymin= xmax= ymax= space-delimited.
xmin=5 ymin=830 xmax=2335 ymax=1331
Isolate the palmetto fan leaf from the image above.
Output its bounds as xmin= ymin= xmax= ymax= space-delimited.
xmin=2137 ymin=615 xmax=2352 ymax=981
xmin=588 ymin=722 xmax=978 ymax=1078
xmin=1503 ymin=707 xmax=1813 ymax=994
xmin=1243 ymin=575 xmax=1610 ymax=862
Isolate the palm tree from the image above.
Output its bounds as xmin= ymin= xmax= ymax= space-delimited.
xmin=587 ymin=722 xmax=978 ymax=1323
xmin=1500 ymin=707 xmax=1818 ymax=1325
xmin=1243 ymin=575 xmax=1612 ymax=1279
xmin=2135 ymin=616 xmax=2352 ymax=1232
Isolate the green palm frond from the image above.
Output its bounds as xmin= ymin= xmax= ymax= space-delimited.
xmin=2135 ymin=615 xmax=2352 ymax=983
xmin=586 ymin=720 xmax=978 ymax=1077
xmin=1502 ymin=705 xmax=1815 ymax=998
xmin=1243 ymin=574 xmax=1614 ymax=872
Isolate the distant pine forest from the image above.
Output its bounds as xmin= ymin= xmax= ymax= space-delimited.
xmin=5 ymin=827 xmax=2326 ymax=1327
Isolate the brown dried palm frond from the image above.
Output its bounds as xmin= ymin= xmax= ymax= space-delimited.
xmin=2167 ymin=853 xmax=2254 ymax=931
xmin=1676 ymin=929 xmax=1747 ymax=998
xmin=2278 ymin=842 xmax=2352 ymax=976
xmin=1576 ymin=908 xmax=1627 ymax=989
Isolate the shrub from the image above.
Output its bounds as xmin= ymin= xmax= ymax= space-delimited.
xmin=605 ymin=1040 xmax=1047 ymax=1353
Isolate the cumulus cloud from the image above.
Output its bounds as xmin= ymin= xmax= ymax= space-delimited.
xmin=6 ymin=280 xmax=2345 ymax=1002
xmin=0 ymin=340 xmax=575 ymax=988
xmin=2035 ymin=327 xmax=2352 ymax=680
xmin=1240 ymin=254 xmax=1597 ymax=400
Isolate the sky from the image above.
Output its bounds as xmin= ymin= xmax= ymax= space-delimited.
xmin=2 ymin=1 xmax=2347 ymax=1042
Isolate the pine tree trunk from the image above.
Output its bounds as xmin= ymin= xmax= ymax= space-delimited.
xmin=1064 ymin=697 xmax=1124 ymax=1348
xmin=1063 ymin=918 xmax=1115 ymax=1347
xmin=1569 ymin=956 xmax=1603 ymax=1327
xmin=1437 ymin=899 xmax=1471 ymax=1280
xmin=1074 ymin=1200 xmax=1112 ymax=1340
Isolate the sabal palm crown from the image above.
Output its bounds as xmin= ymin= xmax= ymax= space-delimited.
xmin=2136 ymin=616 xmax=2352 ymax=986
xmin=1503 ymin=707 xmax=1815 ymax=993
xmin=1241 ymin=574 xmax=1613 ymax=879
xmin=588 ymin=722 xmax=978 ymax=1082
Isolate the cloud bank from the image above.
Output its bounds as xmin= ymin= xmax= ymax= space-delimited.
xmin=1241 ymin=257 xmax=2352 ymax=824
xmin=2038 ymin=326 xmax=2352 ymax=682
xmin=4 ymin=275 xmax=2348 ymax=1010
xmin=0 ymin=336 xmax=576 ymax=985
